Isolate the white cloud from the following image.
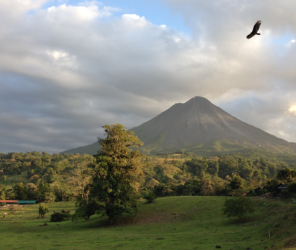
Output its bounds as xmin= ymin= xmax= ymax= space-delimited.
xmin=122 ymin=14 xmax=148 ymax=28
xmin=46 ymin=3 xmax=106 ymax=22
xmin=2 ymin=0 xmax=296 ymax=153
xmin=286 ymin=105 xmax=296 ymax=116
xmin=46 ymin=50 xmax=77 ymax=69
xmin=286 ymin=39 xmax=296 ymax=48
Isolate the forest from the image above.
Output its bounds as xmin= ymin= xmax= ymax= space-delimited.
xmin=1 ymin=146 xmax=296 ymax=203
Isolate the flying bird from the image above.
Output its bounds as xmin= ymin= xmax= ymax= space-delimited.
xmin=246 ymin=20 xmax=261 ymax=39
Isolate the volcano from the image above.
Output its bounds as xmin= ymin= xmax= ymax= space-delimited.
xmin=61 ymin=96 xmax=296 ymax=155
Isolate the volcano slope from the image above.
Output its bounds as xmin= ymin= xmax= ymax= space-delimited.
xmin=131 ymin=96 xmax=296 ymax=155
xmin=61 ymin=96 xmax=296 ymax=156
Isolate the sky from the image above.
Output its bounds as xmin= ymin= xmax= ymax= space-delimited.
xmin=1 ymin=0 xmax=296 ymax=154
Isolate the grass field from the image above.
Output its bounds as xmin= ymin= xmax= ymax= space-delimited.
xmin=1 ymin=196 xmax=296 ymax=250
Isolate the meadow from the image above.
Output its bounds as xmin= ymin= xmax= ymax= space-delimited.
xmin=1 ymin=196 xmax=296 ymax=250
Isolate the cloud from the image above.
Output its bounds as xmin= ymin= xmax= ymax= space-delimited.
xmin=286 ymin=105 xmax=296 ymax=116
xmin=1 ymin=0 xmax=296 ymax=153
xmin=286 ymin=39 xmax=296 ymax=48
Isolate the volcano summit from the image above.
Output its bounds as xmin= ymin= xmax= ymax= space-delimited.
xmin=61 ymin=96 xmax=296 ymax=155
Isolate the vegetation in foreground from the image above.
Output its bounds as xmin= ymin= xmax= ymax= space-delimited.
xmin=74 ymin=124 xmax=143 ymax=223
xmin=2 ymin=144 xmax=296 ymax=203
xmin=2 ymin=123 xmax=296 ymax=249
xmin=1 ymin=196 xmax=296 ymax=250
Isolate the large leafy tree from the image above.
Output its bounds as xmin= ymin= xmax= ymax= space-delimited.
xmin=75 ymin=124 xmax=143 ymax=224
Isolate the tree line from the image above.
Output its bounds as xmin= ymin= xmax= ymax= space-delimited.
xmin=1 ymin=124 xmax=296 ymax=223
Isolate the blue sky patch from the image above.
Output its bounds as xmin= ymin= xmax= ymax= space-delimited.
xmin=38 ymin=0 xmax=191 ymax=35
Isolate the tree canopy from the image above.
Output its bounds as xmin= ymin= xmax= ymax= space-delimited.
xmin=75 ymin=124 xmax=144 ymax=223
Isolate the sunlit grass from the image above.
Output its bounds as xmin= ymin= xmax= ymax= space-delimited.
xmin=0 ymin=196 xmax=295 ymax=249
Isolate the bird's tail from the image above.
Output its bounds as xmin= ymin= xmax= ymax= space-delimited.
xmin=257 ymin=33 xmax=260 ymax=35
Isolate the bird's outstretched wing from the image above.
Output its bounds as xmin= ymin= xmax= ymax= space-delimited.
xmin=252 ymin=20 xmax=261 ymax=34
xmin=247 ymin=20 xmax=261 ymax=39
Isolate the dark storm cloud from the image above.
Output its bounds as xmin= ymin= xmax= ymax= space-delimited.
xmin=1 ymin=0 xmax=296 ymax=153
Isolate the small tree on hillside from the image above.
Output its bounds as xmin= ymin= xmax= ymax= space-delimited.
xmin=74 ymin=124 xmax=144 ymax=224
xmin=222 ymin=197 xmax=255 ymax=222
xmin=39 ymin=203 xmax=49 ymax=218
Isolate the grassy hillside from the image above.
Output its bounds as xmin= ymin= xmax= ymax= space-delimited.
xmin=1 ymin=196 xmax=296 ymax=249
xmin=60 ymin=139 xmax=296 ymax=157
xmin=60 ymin=142 xmax=100 ymax=155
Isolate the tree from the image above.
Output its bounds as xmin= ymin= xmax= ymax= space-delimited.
xmin=143 ymin=189 xmax=156 ymax=203
xmin=229 ymin=174 xmax=242 ymax=190
xmin=13 ymin=183 xmax=28 ymax=200
xmin=265 ymin=179 xmax=280 ymax=193
xmin=37 ymin=183 xmax=56 ymax=203
xmin=222 ymin=197 xmax=255 ymax=222
xmin=276 ymin=168 xmax=296 ymax=183
xmin=0 ymin=190 xmax=5 ymax=206
xmin=74 ymin=124 xmax=143 ymax=224
xmin=39 ymin=203 xmax=49 ymax=218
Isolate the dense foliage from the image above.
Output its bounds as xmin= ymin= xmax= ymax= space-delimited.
xmin=50 ymin=210 xmax=72 ymax=222
xmin=222 ymin=197 xmax=255 ymax=221
xmin=0 ymin=152 xmax=93 ymax=202
xmin=143 ymin=189 xmax=156 ymax=203
xmin=1 ymin=136 xmax=296 ymax=203
xmin=74 ymin=124 xmax=144 ymax=223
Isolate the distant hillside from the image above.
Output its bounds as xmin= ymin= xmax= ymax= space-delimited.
xmin=61 ymin=142 xmax=99 ymax=156
xmin=61 ymin=96 xmax=296 ymax=156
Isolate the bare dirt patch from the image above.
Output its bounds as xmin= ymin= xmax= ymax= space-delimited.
xmin=284 ymin=236 xmax=296 ymax=249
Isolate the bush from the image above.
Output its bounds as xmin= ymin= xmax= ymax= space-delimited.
xmin=265 ymin=179 xmax=280 ymax=193
xmin=39 ymin=203 xmax=49 ymax=218
xmin=222 ymin=197 xmax=255 ymax=222
xmin=50 ymin=210 xmax=72 ymax=222
xmin=143 ymin=189 xmax=156 ymax=203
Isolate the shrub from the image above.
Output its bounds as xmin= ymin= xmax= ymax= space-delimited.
xmin=39 ymin=203 xmax=49 ymax=218
xmin=50 ymin=209 xmax=72 ymax=222
xmin=222 ymin=197 xmax=255 ymax=222
xmin=143 ymin=189 xmax=156 ymax=203
xmin=72 ymin=197 xmax=97 ymax=221
xmin=265 ymin=179 xmax=280 ymax=193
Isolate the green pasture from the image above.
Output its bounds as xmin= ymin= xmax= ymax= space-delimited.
xmin=1 ymin=196 xmax=295 ymax=250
